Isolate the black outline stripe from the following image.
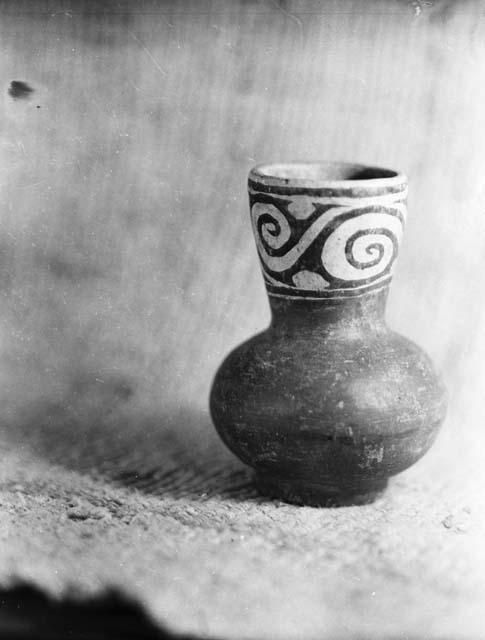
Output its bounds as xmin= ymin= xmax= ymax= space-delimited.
xmin=265 ymin=275 xmax=393 ymax=299
xmin=248 ymin=178 xmax=407 ymax=198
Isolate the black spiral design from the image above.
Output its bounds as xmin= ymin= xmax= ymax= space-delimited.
xmin=344 ymin=228 xmax=397 ymax=270
xmin=250 ymin=197 xmax=406 ymax=297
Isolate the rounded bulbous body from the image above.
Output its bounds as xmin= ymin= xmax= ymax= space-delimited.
xmin=210 ymin=162 xmax=447 ymax=505
xmin=210 ymin=292 xmax=447 ymax=504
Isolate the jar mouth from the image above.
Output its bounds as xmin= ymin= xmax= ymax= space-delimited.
xmin=249 ymin=162 xmax=407 ymax=189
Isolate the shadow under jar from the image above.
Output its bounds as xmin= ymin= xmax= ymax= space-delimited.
xmin=210 ymin=162 xmax=447 ymax=506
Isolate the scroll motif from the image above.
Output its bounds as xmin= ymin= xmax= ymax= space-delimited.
xmin=249 ymin=191 xmax=406 ymax=299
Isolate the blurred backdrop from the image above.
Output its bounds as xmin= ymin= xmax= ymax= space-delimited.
xmin=0 ymin=0 xmax=484 ymax=463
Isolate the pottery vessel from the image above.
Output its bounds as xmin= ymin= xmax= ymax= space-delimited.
xmin=210 ymin=163 xmax=447 ymax=505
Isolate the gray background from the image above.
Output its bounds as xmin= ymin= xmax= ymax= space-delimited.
xmin=1 ymin=0 xmax=482 ymax=428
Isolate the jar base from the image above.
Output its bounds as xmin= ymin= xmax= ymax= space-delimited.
xmin=256 ymin=472 xmax=388 ymax=507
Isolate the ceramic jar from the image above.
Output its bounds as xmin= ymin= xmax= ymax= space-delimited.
xmin=210 ymin=163 xmax=447 ymax=505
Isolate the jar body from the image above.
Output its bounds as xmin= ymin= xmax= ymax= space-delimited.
xmin=210 ymin=292 xmax=447 ymax=504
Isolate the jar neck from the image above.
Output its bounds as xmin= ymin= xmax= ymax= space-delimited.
xmin=268 ymin=287 xmax=389 ymax=336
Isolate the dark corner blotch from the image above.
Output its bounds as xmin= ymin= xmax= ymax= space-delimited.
xmin=0 ymin=583 xmax=204 ymax=639
xmin=8 ymin=81 xmax=34 ymax=100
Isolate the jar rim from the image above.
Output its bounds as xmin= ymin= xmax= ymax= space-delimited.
xmin=249 ymin=162 xmax=407 ymax=189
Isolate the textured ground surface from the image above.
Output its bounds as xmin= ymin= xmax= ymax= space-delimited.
xmin=1 ymin=404 xmax=485 ymax=639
